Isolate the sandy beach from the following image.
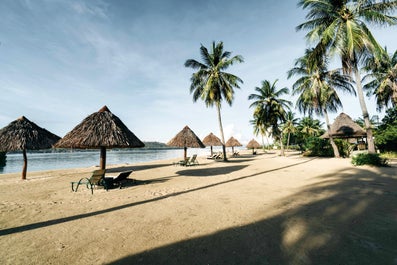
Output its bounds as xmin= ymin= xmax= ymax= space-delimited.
xmin=1 ymin=151 xmax=396 ymax=265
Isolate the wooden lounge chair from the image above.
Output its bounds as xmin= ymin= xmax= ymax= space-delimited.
xmin=207 ymin=153 xmax=218 ymax=159
xmin=105 ymin=170 xmax=134 ymax=189
xmin=71 ymin=169 xmax=107 ymax=194
xmin=187 ymin=154 xmax=199 ymax=166
xmin=173 ymin=157 xmax=190 ymax=166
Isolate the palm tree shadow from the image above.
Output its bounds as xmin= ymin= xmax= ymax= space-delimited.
xmin=106 ymin=163 xmax=171 ymax=173
xmin=107 ymin=165 xmax=397 ymax=265
xmin=0 ymin=158 xmax=313 ymax=237
xmin=176 ymin=165 xmax=247 ymax=177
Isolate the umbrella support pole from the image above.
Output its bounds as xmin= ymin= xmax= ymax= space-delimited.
xmin=100 ymin=146 xmax=106 ymax=170
xmin=22 ymin=148 xmax=27 ymax=180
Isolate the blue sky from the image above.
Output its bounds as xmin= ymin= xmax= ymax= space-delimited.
xmin=1 ymin=0 xmax=396 ymax=144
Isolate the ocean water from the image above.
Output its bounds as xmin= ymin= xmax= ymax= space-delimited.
xmin=0 ymin=147 xmax=228 ymax=174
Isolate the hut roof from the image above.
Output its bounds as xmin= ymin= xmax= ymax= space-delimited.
xmin=167 ymin=126 xmax=205 ymax=148
xmin=246 ymin=139 xmax=261 ymax=149
xmin=0 ymin=116 xmax=61 ymax=152
xmin=225 ymin=136 xmax=242 ymax=147
xmin=54 ymin=106 xmax=144 ymax=149
xmin=202 ymin=133 xmax=223 ymax=146
xmin=320 ymin=113 xmax=366 ymax=139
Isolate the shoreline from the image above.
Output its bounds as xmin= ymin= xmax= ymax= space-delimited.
xmin=1 ymin=152 xmax=396 ymax=264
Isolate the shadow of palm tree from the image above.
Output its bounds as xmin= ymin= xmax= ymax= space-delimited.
xmin=106 ymin=165 xmax=397 ymax=265
xmin=0 ymin=158 xmax=313 ymax=237
xmin=176 ymin=165 xmax=247 ymax=177
xmin=106 ymin=163 xmax=171 ymax=173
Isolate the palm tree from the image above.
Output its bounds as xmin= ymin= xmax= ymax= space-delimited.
xmin=250 ymin=113 xmax=270 ymax=150
xmin=185 ymin=41 xmax=244 ymax=161
xmin=288 ymin=48 xmax=355 ymax=157
xmin=248 ymin=79 xmax=291 ymax=156
xmin=297 ymin=0 xmax=397 ymax=153
xmin=298 ymin=116 xmax=323 ymax=137
xmin=364 ymin=48 xmax=397 ymax=110
xmin=282 ymin=111 xmax=298 ymax=153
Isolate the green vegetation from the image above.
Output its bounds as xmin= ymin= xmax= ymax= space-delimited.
xmin=375 ymin=107 xmax=397 ymax=152
xmin=352 ymin=153 xmax=388 ymax=167
xmin=142 ymin=141 xmax=170 ymax=149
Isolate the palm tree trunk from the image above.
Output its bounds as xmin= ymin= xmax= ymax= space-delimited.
xmin=279 ymin=132 xmax=285 ymax=156
xmin=324 ymin=109 xmax=340 ymax=158
xmin=216 ymin=104 xmax=228 ymax=161
xmin=286 ymin=132 xmax=291 ymax=155
xmin=354 ymin=68 xmax=375 ymax=153
xmin=22 ymin=148 xmax=27 ymax=180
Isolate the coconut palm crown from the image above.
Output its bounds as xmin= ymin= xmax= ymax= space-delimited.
xmin=364 ymin=48 xmax=397 ymax=110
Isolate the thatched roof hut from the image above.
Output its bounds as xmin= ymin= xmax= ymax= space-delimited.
xmin=202 ymin=133 xmax=223 ymax=156
xmin=54 ymin=106 xmax=144 ymax=169
xmin=225 ymin=136 xmax=242 ymax=153
xmin=0 ymin=116 xmax=61 ymax=179
xmin=167 ymin=126 xmax=205 ymax=160
xmin=320 ymin=113 xmax=366 ymax=139
xmin=246 ymin=139 xmax=261 ymax=154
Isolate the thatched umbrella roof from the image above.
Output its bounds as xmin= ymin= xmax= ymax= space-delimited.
xmin=167 ymin=125 xmax=205 ymax=160
xmin=320 ymin=113 xmax=366 ymax=139
xmin=202 ymin=132 xmax=223 ymax=156
xmin=225 ymin=136 xmax=242 ymax=147
xmin=225 ymin=136 xmax=242 ymax=153
xmin=246 ymin=139 xmax=261 ymax=149
xmin=246 ymin=139 xmax=261 ymax=154
xmin=0 ymin=116 xmax=61 ymax=179
xmin=202 ymin=133 xmax=223 ymax=146
xmin=54 ymin=106 xmax=144 ymax=169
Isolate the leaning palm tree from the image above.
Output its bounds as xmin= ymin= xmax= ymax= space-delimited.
xmin=248 ymin=79 xmax=291 ymax=156
xmin=185 ymin=41 xmax=244 ymax=161
xmin=364 ymin=48 xmax=397 ymax=110
xmin=297 ymin=0 xmax=397 ymax=153
xmin=288 ymin=48 xmax=355 ymax=157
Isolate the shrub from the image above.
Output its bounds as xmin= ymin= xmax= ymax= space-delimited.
xmin=351 ymin=153 xmax=388 ymax=167
xmin=303 ymin=137 xmax=334 ymax=157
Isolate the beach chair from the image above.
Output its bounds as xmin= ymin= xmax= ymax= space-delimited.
xmin=207 ymin=153 xmax=218 ymax=159
xmin=173 ymin=157 xmax=190 ymax=166
xmin=71 ymin=169 xmax=108 ymax=194
xmin=187 ymin=154 xmax=199 ymax=166
xmin=104 ymin=170 xmax=134 ymax=189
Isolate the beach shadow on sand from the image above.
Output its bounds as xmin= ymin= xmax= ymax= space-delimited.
xmin=0 ymin=158 xmax=315 ymax=237
xmin=107 ymin=164 xmax=397 ymax=265
xmin=106 ymin=163 xmax=171 ymax=173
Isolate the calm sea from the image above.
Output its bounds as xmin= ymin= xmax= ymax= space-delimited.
xmin=0 ymin=147 xmax=228 ymax=174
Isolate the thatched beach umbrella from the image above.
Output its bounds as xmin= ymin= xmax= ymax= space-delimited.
xmin=54 ymin=106 xmax=144 ymax=170
xmin=167 ymin=125 xmax=205 ymax=160
xmin=320 ymin=113 xmax=366 ymax=139
xmin=246 ymin=139 xmax=261 ymax=154
xmin=0 ymin=116 xmax=61 ymax=179
xmin=225 ymin=136 xmax=242 ymax=154
xmin=202 ymin=132 xmax=223 ymax=156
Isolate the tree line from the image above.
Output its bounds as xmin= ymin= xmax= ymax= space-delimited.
xmin=184 ymin=0 xmax=397 ymax=160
